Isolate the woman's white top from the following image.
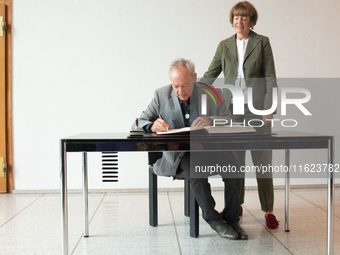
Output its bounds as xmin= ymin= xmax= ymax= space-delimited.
xmin=232 ymin=38 xmax=249 ymax=104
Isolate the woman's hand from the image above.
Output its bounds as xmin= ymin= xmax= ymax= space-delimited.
xmin=262 ymin=114 xmax=273 ymax=125
xmin=191 ymin=117 xmax=213 ymax=128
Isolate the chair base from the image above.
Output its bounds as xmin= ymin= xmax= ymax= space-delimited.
xmin=149 ymin=166 xmax=199 ymax=237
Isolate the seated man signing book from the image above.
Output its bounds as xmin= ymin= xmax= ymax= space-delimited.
xmin=136 ymin=58 xmax=247 ymax=240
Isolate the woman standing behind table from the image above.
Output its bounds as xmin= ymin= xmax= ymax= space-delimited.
xmin=200 ymin=1 xmax=279 ymax=229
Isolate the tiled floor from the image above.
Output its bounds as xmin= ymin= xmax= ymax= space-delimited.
xmin=0 ymin=188 xmax=339 ymax=255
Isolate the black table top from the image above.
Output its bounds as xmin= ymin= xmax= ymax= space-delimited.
xmin=62 ymin=131 xmax=333 ymax=152
xmin=64 ymin=130 xmax=332 ymax=140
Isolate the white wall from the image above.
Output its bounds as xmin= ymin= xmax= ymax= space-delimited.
xmin=12 ymin=0 xmax=340 ymax=191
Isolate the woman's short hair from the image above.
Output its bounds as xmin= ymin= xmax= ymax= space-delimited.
xmin=169 ymin=58 xmax=196 ymax=78
xmin=229 ymin=1 xmax=258 ymax=29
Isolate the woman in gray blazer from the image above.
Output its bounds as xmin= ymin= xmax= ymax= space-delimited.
xmin=200 ymin=1 xmax=279 ymax=229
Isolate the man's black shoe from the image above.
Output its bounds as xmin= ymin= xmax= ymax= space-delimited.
xmin=209 ymin=221 xmax=238 ymax=240
xmin=230 ymin=222 xmax=248 ymax=240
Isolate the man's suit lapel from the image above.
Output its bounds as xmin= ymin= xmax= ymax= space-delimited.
xmin=170 ymin=89 xmax=185 ymax=127
xmin=244 ymin=30 xmax=260 ymax=62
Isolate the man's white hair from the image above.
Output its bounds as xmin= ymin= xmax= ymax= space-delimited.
xmin=169 ymin=58 xmax=195 ymax=77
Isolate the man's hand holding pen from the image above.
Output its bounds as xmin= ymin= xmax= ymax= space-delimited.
xmin=151 ymin=118 xmax=169 ymax=132
xmin=151 ymin=114 xmax=169 ymax=132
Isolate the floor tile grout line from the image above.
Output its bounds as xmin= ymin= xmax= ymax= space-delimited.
xmin=167 ymin=192 xmax=182 ymax=255
xmin=70 ymin=192 xmax=107 ymax=255
xmin=291 ymin=190 xmax=340 ymax=220
xmin=0 ymin=193 xmax=44 ymax=229
xmin=242 ymin=205 xmax=294 ymax=255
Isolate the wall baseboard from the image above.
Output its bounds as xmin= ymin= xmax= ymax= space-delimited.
xmin=12 ymin=183 xmax=340 ymax=194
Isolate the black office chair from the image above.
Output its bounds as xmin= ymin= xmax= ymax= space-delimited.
xmin=148 ymin=152 xmax=199 ymax=237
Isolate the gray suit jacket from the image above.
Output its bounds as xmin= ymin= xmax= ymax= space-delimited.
xmin=136 ymin=83 xmax=232 ymax=176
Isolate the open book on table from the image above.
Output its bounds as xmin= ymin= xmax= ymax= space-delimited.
xmin=156 ymin=125 xmax=256 ymax=135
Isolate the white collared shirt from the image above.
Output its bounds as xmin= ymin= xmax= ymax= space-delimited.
xmin=233 ymin=38 xmax=249 ymax=104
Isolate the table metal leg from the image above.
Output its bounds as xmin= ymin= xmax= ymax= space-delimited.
xmin=327 ymin=137 xmax=334 ymax=255
xmin=83 ymin=152 xmax=89 ymax=237
xmin=285 ymin=149 xmax=290 ymax=232
xmin=60 ymin=140 xmax=69 ymax=255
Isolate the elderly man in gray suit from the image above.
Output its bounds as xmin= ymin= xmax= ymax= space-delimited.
xmin=137 ymin=58 xmax=248 ymax=240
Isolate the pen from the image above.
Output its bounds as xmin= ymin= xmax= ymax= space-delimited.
xmin=135 ymin=118 xmax=138 ymax=131
xmin=158 ymin=114 xmax=169 ymax=132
